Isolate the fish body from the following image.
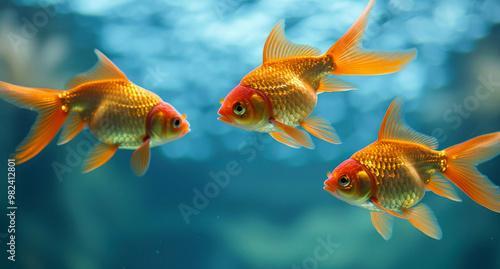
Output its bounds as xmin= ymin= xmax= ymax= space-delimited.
xmin=218 ymin=0 xmax=417 ymax=149
xmin=60 ymin=80 xmax=163 ymax=149
xmin=0 ymin=50 xmax=190 ymax=176
xmin=324 ymin=97 xmax=500 ymax=240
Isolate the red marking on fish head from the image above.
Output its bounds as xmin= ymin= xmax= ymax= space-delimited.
xmin=324 ymin=159 xmax=375 ymax=206
xmin=218 ymin=85 xmax=271 ymax=131
xmin=147 ymin=102 xmax=190 ymax=143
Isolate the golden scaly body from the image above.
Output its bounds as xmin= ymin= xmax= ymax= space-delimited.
xmin=353 ymin=141 xmax=447 ymax=211
xmin=59 ymin=79 xmax=162 ymax=149
xmin=241 ymin=56 xmax=333 ymax=128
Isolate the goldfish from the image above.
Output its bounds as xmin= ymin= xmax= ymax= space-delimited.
xmin=324 ymin=97 xmax=500 ymax=240
xmin=218 ymin=0 xmax=416 ymax=149
xmin=0 ymin=49 xmax=190 ymax=176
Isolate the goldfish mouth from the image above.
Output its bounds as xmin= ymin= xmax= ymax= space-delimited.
xmin=182 ymin=128 xmax=191 ymax=136
xmin=218 ymin=114 xmax=234 ymax=124
xmin=323 ymin=184 xmax=336 ymax=195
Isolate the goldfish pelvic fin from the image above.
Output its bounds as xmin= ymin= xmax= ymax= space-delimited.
xmin=378 ymin=97 xmax=438 ymax=149
xmin=271 ymin=119 xmax=314 ymax=149
xmin=317 ymin=76 xmax=357 ymax=93
xmin=427 ymin=174 xmax=462 ymax=202
xmin=130 ymin=138 xmax=151 ymax=176
xmin=371 ymin=198 xmax=407 ymax=219
xmin=270 ymin=132 xmax=301 ymax=148
xmin=0 ymin=81 xmax=68 ymax=164
xmin=65 ymin=49 xmax=129 ymax=90
xmin=82 ymin=143 xmax=119 ymax=173
xmin=263 ymin=20 xmax=321 ymax=62
xmin=57 ymin=113 xmax=86 ymax=145
xmin=402 ymin=203 xmax=442 ymax=240
xmin=326 ymin=0 xmax=416 ymax=75
xmin=443 ymin=132 xmax=500 ymax=213
xmin=371 ymin=211 xmax=394 ymax=240
xmin=300 ymin=116 xmax=341 ymax=144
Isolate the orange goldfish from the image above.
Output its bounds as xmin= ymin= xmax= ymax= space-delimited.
xmin=0 ymin=49 xmax=190 ymax=176
xmin=324 ymin=97 xmax=500 ymax=240
xmin=218 ymin=0 xmax=416 ymax=149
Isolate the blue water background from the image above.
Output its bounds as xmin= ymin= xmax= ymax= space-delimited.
xmin=0 ymin=0 xmax=500 ymax=268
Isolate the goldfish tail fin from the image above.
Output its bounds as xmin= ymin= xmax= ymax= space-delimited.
xmin=442 ymin=132 xmax=500 ymax=213
xmin=326 ymin=0 xmax=416 ymax=75
xmin=0 ymin=81 xmax=68 ymax=164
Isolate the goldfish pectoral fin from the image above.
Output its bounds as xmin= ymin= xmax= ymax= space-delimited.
xmin=300 ymin=116 xmax=341 ymax=144
xmin=269 ymin=132 xmax=301 ymax=148
xmin=271 ymin=120 xmax=314 ymax=149
xmin=65 ymin=49 xmax=128 ymax=90
xmin=0 ymin=82 xmax=68 ymax=164
xmin=378 ymin=97 xmax=439 ymax=149
xmin=317 ymin=76 xmax=357 ymax=93
xmin=130 ymin=138 xmax=151 ymax=177
xmin=371 ymin=211 xmax=394 ymax=241
xmin=371 ymin=198 xmax=407 ymax=219
xmin=57 ymin=113 xmax=87 ymax=145
xmin=427 ymin=174 xmax=462 ymax=202
xmin=263 ymin=20 xmax=321 ymax=62
xmin=443 ymin=132 xmax=500 ymax=213
xmin=326 ymin=0 xmax=416 ymax=75
xmin=402 ymin=203 xmax=442 ymax=240
xmin=82 ymin=143 xmax=119 ymax=173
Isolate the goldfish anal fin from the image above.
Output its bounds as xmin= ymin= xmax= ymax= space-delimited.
xmin=402 ymin=203 xmax=442 ymax=240
xmin=57 ymin=113 xmax=87 ymax=145
xmin=271 ymin=119 xmax=314 ymax=149
xmin=371 ymin=198 xmax=407 ymax=219
xmin=65 ymin=49 xmax=129 ymax=90
xmin=300 ymin=115 xmax=341 ymax=144
xmin=378 ymin=97 xmax=438 ymax=149
xmin=263 ymin=20 xmax=321 ymax=63
xmin=326 ymin=0 xmax=416 ymax=75
xmin=0 ymin=81 xmax=68 ymax=164
xmin=427 ymin=174 xmax=462 ymax=202
xmin=130 ymin=138 xmax=151 ymax=176
xmin=317 ymin=76 xmax=357 ymax=93
xmin=82 ymin=143 xmax=119 ymax=173
xmin=443 ymin=132 xmax=500 ymax=213
xmin=371 ymin=211 xmax=394 ymax=240
xmin=269 ymin=132 xmax=300 ymax=148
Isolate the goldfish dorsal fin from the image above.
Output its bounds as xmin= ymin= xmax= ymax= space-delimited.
xmin=65 ymin=49 xmax=129 ymax=90
xmin=263 ymin=20 xmax=321 ymax=62
xmin=378 ymin=97 xmax=438 ymax=149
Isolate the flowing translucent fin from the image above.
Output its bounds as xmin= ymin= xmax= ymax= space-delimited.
xmin=82 ymin=143 xmax=119 ymax=173
xmin=317 ymin=76 xmax=357 ymax=93
xmin=427 ymin=173 xmax=462 ymax=202
xmin=326 ymin=0 xmax=416 ymax=75
xmin=371 ymin=211 xmax=394 ymax=240
xmin=443 ymin=132 xmax=500 ymax=213
xmin=300 ymin=115 xmax=341 ymax=144
xmin=378 ymin=97 xmax=438 ymax=149
xmin=0 ymin=81 xmax=68 ymax=164
xmin=130 ymin=138 xmax=151 ymax=177
xmin=263 ymin=20 xmax=321 ymax=62
xmin=57 ymin=112 xmax=86 ymax=145
xmin=271 ymin=119 xmax=314 ymax=149
xmin=402 ymin=203 xmax=442 ymax=240
xmin=269 ymin=132 xmax=301 ymax=148
xmin=65 ymin=49 xmax=129 ymax=90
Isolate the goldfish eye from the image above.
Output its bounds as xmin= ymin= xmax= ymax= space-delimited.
xmin=338 ymin=176 xmax=350 ymax=187
xmin=171 ymin=117 xmax=181 ymax=129
xmin=233 ymin=102 xmax=246 ymax=116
